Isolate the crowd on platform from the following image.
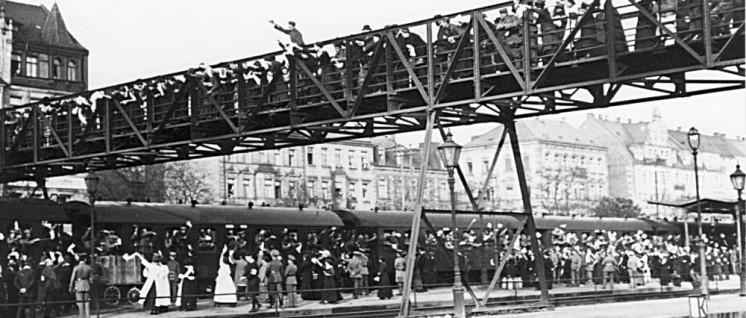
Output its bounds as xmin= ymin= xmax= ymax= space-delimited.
xmin=0 ymin=216 xmax=739 ymax=317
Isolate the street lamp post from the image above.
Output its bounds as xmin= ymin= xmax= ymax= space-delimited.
xmin=84 ymin=171 xmax=100 ymax=315
xmin=437 ymin=132 xmax=465 ymax=318
xmin=687 ymin=127 xmax=708 ymax=297
xmin=729 ymin=164 xmax=745 ymax=296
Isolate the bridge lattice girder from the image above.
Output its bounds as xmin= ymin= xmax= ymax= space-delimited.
xmin=0 ymin=0 xmax=743 ymax=182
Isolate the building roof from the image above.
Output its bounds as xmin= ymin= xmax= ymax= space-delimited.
xmin=3 ymin=1 xmax=86 ymax=51
xmin=464 ymin=119 xmax=602 ymax=149
xmin=668 ymin=130 xmax=744 ymax=158
xmin=371 ymin=136 xmax=444 ymax=170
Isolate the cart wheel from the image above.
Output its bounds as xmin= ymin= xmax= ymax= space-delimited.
xmin=127 ymin=287 xmax=141 ymax=305
xmin=104 ymin=286 xmax=121 ymax=306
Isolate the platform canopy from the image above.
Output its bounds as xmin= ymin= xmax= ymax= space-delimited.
xmin=647 ymin=198 xmax=738 ymax=214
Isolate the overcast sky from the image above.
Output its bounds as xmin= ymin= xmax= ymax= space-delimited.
xmin=20 ymin=0 xmax=746 ymax=146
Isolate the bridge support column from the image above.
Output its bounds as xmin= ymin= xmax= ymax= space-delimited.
xmin=398 ymin=111 xmax=436 ymax=317
xmin=505 ymin=118 xmax=550 ymax=304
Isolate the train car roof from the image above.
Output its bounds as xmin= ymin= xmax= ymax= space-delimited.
xmin=641 ymin=219 xmax=681 ymax=233
xmin=534 ymin=215 xmax=654 ymax=232
xmin=0 ymin=198 xmax=68 ymax=222
xmin=335 ymin=209 xmax=524 ymax=230
xmin=69 ymin=202 xmax=343 ymax=227
xmin=65 ymin=201 xmax=192 ymax=225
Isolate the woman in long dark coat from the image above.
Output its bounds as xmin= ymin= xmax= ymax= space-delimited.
xmin=376 ymin=257 xmax=393 ymax=300
xmin=299 ymin=254 xmax=318 ymax=300
xmin=320 ymin=258 xmax=338 ymax=304
xmin=177 ymin=259 xmax=197 ymax=311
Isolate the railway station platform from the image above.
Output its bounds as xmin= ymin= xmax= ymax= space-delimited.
xmin=486 ymin=293 xmax=746 ymax=318
xmin=65 ymin=276 xmax=744 ymax=318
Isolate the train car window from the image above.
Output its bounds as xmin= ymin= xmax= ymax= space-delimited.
xmin=198 ymin=228 xmax=217 ymax=252
xmin=94 ymin=228 xmax=122 ymax=255
xmin=164 ymin=226 xmax=191 ymax=254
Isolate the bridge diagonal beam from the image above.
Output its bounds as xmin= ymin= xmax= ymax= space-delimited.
xmin=627 ymin=0 xmax=702 ymax=62
xmin=113 ymin=100 xmax=148 ymax=147
xmin=295 ymin=57 xmax=347 ymax=117
xmin=476 ymin=128 xmax=507 ymax=210
xmin=194 ymin=80 xmax=241 ymax=134
xmin=533 ymin=0 xmax=600 ymax=90
xmin=155 ymin=79 xmax=193 ymax=133
xmin=480 ymin=216 xmax=528 ymax=306
xmin=348 ymin=40 xmax=385 ymax=118
xmin=45 ymin=121 xmax=70 ymax=158
xmin=433 ymin=19 xmax=474 ymax=103
xmin=477 ymin=14 xmax=526 ymax=90
xmin=715 ymin=22 xmax=745 ymax=63
xmin=385 ymin=32 xmax=430 ymax=102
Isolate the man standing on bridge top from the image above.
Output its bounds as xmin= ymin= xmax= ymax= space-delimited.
xmin=269 ymin=20 xmax=305 ymax=46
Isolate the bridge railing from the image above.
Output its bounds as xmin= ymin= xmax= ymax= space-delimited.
xmin=1 ymin=0 xmax=743 ymax=177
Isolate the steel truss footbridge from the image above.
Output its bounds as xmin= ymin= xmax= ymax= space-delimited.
xmin=0 ymin=0 xmax=743 ymax=315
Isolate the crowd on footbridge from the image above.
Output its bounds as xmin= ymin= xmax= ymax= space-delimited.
xmin=1 ymin=0 xmax=742 ymax=159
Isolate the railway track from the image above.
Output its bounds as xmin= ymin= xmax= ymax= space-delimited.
xmin=273 ymin=289 xmax=724 ymax=318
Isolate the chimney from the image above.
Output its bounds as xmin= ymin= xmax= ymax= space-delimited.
xmin=677 ymin=126 xmax=682 ymax=132
xmin=598 ymin=114 xmax=603 ymax=119
xmin=628 ymin=119 xmax=632 ymax=124
xmin=616 ymin=117 xmax=620 ymax=122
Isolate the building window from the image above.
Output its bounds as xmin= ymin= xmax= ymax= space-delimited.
xmin=335 ymin=149 xmax=342 ymax=167
xmin=362 ymin=182 xmax=368 ymax=199
xmin=321 ymin=181 xmax=329 ymax=199
xmin=10 ymin=96 xmax=23 ymax=107
xmin=11 ymin=54 xmax=21 ymax=75
xmin=467 ymin=162 xmax=473 ymax=174
xmin=361 ymin=151 xmax=368 ymax=169
xmin=275 ymin=151 xmax=281 ymax=165
xmin=25 ymin=56 xmax=38 ymax=77
xmin=67 ymin=60 xmax=78 ymax=81
xmin=275 ymin=181 xmax=282 ymax=198
xmin=307 ymin=147 xmax=314 ymax=165
xmin=243 ymin=179 xmax=252 ymax=198
xmin=288 ymin=149 xmax=295 ymax=166
xmin=349 ymin=182 xmax=356 ymax=198
xmin=264 ymin=178 xmax=273 ymax=198
xmin=348 ymin=150 xmax=355 ymax=168
xmin=482 ymin=160 xmax=489 ymax=174
xmin=505 ymin=158 xmax=513 ymax=172
xmin=227 ymin=179 xmax=235 ymax=198
xmin=321 ymin=148 xmax=328 ymax=166
xmin=308 ymin=180 xmax=315 ymax=197
xmin=39 ymin=54 xmax=49 ymax=78
xmin=53 ymin=58 xmax=63 ymax=79
xmin=378 ymin=178 xmax=388 ymax=199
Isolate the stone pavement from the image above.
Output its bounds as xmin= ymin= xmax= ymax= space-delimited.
xmin=66 ymin=276 xmax=743 ymax=318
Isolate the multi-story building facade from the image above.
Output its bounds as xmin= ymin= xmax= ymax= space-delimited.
xmin=579 ymin=109 xmax=746 ymax=218
xmin=207 ymin=141 xmax=377 ymax=210
xmin=461 ymin=119 xmax=609 ymax=215
xmin=371 ymin=136 xmax=451 ymax=211
xmin=1 ymin=2 xmax=89 ymax=200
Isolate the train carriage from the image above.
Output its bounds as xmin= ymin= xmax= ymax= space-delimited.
xmin=63 ymin=201 xmax=344 ymax=305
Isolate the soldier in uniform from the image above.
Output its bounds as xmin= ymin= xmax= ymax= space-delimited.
xmin=69 ymin=255 xmax=92 ymax=318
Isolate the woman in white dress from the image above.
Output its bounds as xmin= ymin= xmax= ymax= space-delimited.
xmin=213 ymin=245 xmax=238 ymax=306
xmin=132 ymin=252 xmax=171 ymax=315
